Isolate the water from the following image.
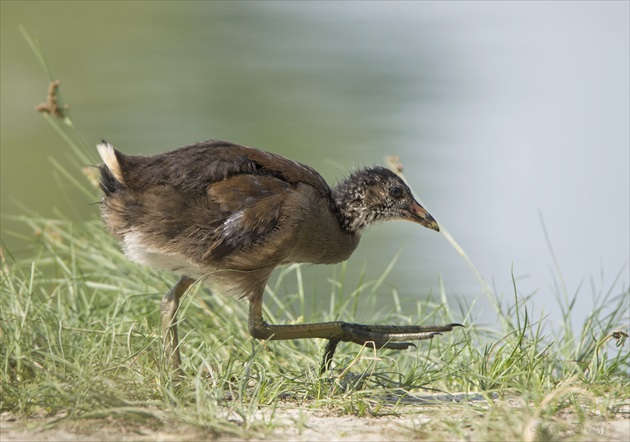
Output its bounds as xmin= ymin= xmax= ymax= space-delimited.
xmin=2 ymin=2 xmax=628 ymax=329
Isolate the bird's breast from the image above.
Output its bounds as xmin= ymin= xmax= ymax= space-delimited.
xmin=280 ymin=185 xmax=361 ymax=265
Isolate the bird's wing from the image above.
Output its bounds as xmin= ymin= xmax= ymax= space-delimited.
xmin=202 ymin=174 xmax=290 ymax=260
xmin=115 ymin=140 xmax=331 ymax=199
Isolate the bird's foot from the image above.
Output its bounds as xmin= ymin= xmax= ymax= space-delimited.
xmin=319 ymin=322 xmax=463 ymax=373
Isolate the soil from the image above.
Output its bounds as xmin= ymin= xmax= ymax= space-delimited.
xmin=2 ymin=394 xmax=628 ymax=441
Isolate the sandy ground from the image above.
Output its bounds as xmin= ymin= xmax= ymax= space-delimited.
xmin=2 ymin=394 xmax=628 ymax=441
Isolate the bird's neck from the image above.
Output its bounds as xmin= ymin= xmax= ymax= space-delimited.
xmin=332 ymin=180 xmax=371 ymax=233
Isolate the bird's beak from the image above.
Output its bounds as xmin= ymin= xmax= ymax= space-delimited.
xmin=407 ymin=200 xmax=440 ymax=232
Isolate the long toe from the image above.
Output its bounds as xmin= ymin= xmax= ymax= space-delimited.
xmin=371 ymin=341 xmax=417 ymax=350
xmin=345 ymin=329 xmax=443 ymax=346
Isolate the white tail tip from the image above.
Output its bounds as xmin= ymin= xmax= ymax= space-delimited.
xmin=97 ymin=141 xmax=125 ymax=185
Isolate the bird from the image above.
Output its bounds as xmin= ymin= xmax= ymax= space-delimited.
xmin=96 ymin=139 xmax=462 ymax=373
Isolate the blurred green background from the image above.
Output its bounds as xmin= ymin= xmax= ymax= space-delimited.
xmin=2 ymin=1 xmax=628 ymax=326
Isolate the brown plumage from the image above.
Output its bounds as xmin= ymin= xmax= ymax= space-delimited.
xmin=97 ymin=139 xmax=462 ymax=373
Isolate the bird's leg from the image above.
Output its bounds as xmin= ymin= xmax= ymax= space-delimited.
xmin=248 ymin=296 xmax=463 ymax=372
xmin=321 ymin=339 xmax=340 ymax=374
xmin=160 ymin=275 xmax=195 ymax=373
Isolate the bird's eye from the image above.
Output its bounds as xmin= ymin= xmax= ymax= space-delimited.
xmin=389 ymin=186 xmax=403 ymax=198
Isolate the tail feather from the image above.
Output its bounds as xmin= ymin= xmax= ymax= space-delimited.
xmin=97 ymin=141 xmax=126 ymax=195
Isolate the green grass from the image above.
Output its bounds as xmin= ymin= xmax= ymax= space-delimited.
xmin=1 ymin=208 xmax=628 ymax=441
xmin=1 ymin=39 xmax=628 ymax=439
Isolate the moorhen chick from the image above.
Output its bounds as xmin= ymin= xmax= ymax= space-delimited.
xmin=97 ymin=140 xmax=462 ymax=373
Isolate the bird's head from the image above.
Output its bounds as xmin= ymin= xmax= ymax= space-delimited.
xmin=333 ymin=167 xmax=439 ymax=233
